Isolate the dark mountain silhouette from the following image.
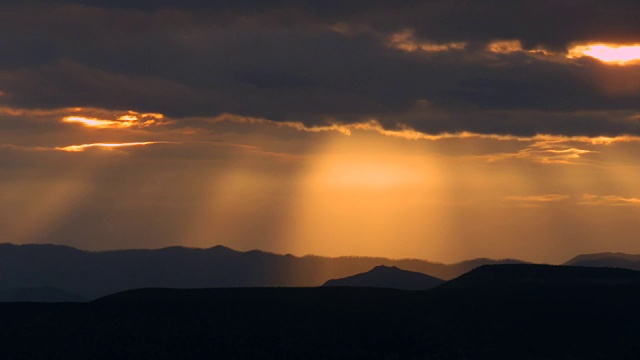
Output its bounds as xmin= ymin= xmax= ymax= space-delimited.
xmin=564 ymin=252 xmax=640 ymax=271
xmin=0 ymin=286 xmax=86 ymax=302
xmin=441 ymin=263 xmax=640 ymax=289
xmin=3 ymin=282 xmax=640 ymax=359
xmin=0 ymin=243 xmax=524 ymax=299
xmin=323 ymin=265 xmax=444 ymax=290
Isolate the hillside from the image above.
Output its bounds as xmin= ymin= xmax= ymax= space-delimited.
xmin=564 ymin=252 xmax=640 ymax=271
xmin=440 ymin=263 xmax=640 ymax=289
xmin=323 ymin=265 xmax=444 ymax=290
xmin=3 ymin=280 xmax=640 ymax=359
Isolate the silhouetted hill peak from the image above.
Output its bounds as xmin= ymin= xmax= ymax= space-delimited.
xmin=564 ymin=252 xmax=640 ymax=271
xmin=207 ymin=245 xmax=239 ymax=254
xmin=370 ymin=265 xmax=400 ymax=272
xmin=323 ymin=265 xmax=444 ymax=290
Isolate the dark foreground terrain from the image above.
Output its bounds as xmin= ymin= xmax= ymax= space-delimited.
xmin=2 ymin=265 xmax=640 ymax=359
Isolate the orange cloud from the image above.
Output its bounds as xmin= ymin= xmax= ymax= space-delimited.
xmin=62 ymin=110 xmax=168 ymax=129
xmin=208 ymin=113 xmax=640 ymax=165
xmin=56 ymin=142 xmax=162 ymax=152
xmin=506 ymin=194 xmax=570 ymax=202
xmin=387 ymin=30 xmax=466 ymax=53
xmin=483 ymin=143 xmax=593 ymax=165
xmin=568 ymin=43 xmax=640 ymax=65
xmin=211 ymin=114 xmax=530 ymax=141
xmin=487 ymin=40 xmax=523 ymax=54
xmin=63 ymin=116 xmax=136 ymax=128
xmin=579 ymin=194 xmax=640 ymax=206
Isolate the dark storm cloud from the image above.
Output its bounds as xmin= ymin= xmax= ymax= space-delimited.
xmin=381 ymin=0 xmax=640 ymax=51
xmin=7 ymin=0 xmax=640 ymax=48
xmin=2 ymin=1 xmax=640 ymax=135
xmin=1 ymin=0 xmax=421 ymax=13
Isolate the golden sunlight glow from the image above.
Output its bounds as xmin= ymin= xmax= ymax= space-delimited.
xmin=3 ymin=179 xmax=91 ymax=244
xmin=568 ymin=43 xmax=640 ymax=65
xmin=62 ymin=116 xmax=134 ymax=128
xmin=118 ymin=115 xmax=138 ymax=121
xmin=313 ymin=155 xmax=427 ymax=189
xmin=62 ymin=111 xmax=166 ymax=128
xmin=57 ymin=142 xmax=159 ymax=152
xmin=283 ymin=133 xmax=455 ymax=259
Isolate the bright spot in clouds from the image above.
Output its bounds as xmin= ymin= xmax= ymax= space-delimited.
xmin=568 ymin=43 xmax=640 ymax=65
xmin=63 ymin=116 xmax=135 ymax=128
xmin=62 ymin=111 xmax=166 ymax=128
xmin=57 ymin=142 xmax=161 ymax=152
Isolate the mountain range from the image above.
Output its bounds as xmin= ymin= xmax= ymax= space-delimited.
xmin=0 ymin=243 xmax=523 ymax=299
xmin=564 ymin=252 xmax=640 ymax=270
xmin=2 ymin=243 xmax=640 ymax=300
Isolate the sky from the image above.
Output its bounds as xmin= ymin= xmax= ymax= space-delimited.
xmin=2 ymin=1 xmax=640 ymax=263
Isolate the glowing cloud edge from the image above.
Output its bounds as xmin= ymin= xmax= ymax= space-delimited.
xmin=56 ymin=142 xmax=164 ymax=152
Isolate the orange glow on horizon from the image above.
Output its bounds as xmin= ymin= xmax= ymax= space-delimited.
xmin=312 ymin=155 xmax=427 ymax=189
xmin=57 ymin=142 xmax=160 ymax=152
xmin=568 ymin=43 xmax=640 ymax=65
xmin=282 ymin=133 xmax=455 ymax=260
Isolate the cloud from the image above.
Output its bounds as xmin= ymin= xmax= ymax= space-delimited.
xmin=62 ymin=111 xmax=169 ymax=129
xmin=56 ymin=142 xmax=165 ymax=152
xmin=386 ymin=30 xmax=467 ymax=53
xmin=568 ymin=43 xmax=640 ymax=65
xmin=5 ymin=103 xmax=640 ymax=169
xmin=484 ymin=141 xmax=593 ymax=165
xmin=11 ymin=0 xmax=640 ymax=52
xmin=506 ymin=194 xmax=570 ymax=202
xmin=205 ymin=113 xmax=640 ymax=145
xmin=579 ymin=194 xmax=640 ymax=206
xmin=1 ymin=3 xmax=640 ymax=136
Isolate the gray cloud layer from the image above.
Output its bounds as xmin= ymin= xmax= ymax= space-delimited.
xmin=2 ymin=1 xmax=640 ymax=135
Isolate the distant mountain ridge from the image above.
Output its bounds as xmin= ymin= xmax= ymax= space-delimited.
xmin=323 ymin=265 xmax=445 ymax=290
xmin=441 ymin=264 xmax=640 ymax=289
xmin=564 ymin=252 xmax=640 ymax=271
xmin=0 ymin=243 xmax=523 ymax=299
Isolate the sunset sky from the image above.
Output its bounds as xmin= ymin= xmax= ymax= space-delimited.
xmin=3 ymin=1 xmax=640 ymax=263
